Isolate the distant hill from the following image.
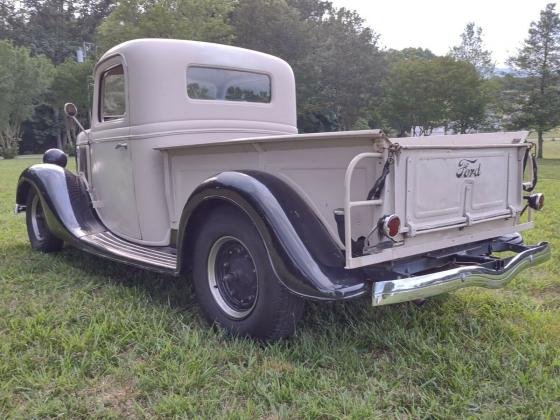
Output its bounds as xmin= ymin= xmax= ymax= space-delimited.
xmin=494 ymin=67 xmax=516 ymax=76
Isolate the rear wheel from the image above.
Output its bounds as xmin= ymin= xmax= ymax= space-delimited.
xmin=192 ymin=206 xmax=304 ymax=340
xmin=25 ymin=188 xmax=63 ymax=253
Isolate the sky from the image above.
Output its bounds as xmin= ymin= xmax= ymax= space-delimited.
xmin=331 ymin=0 xmax=553 ymax=66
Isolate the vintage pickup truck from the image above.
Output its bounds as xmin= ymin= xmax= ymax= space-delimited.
xmin=15 ymin=39 xmax=550 ymax=340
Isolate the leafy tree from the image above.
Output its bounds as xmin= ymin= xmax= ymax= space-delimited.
xmin=380 ymin=59 xmax=446 ymax=136
xmin=232 ymin=0 xmax=320 ymax=129
xmin=508 ymin=3 xmax=560 ymax=158
xmin=17 ymin=0 xmax=81 ymax=64
xmin=21 ymin=104 xmax=60 ymax=153
xmin=286 ymin=0 xmax=331 ymax=21
xmin=51 ymin=59 xmax=93 ymax=119
xmin=0 ymin=0 xmax=26 ymax=43
xmin=310 ymin=7 xmax=383 ymax=130
xmin=450 ymin=22 xmax=494 ymax=78
xmin=96 ymin=0 xmax=234 ymax=53
xmin=76 ymin=0 xmax=115 ymax=48
xmin=233 ymin=0 xmax=383 ymax=131
xmin=477 ymin=76 xmax=509 ymax=131
xmin=49 ymin=59 xmax=94 ymax=150
xmin=444 ymin=59 xmax=488 ymax=133
xmin=0 ymin=0 xmax=22 ymax=39
xmin=380 ymin=57 xmax=487 ymax=136
xmin=0 ymin=41 xmax=54 ymax=158
xmin=385 ymin=47 xmax=436 ymax=63
xmin=1 ymin=0 xmax=112 ymax=64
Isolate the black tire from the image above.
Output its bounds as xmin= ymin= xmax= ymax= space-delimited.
xmin=192 ymin=205 xmax=304 ymax=340
xmin=25 ymin=188 xmax=64 ymax=253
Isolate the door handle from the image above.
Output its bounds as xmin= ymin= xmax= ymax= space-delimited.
xmin=115 ymin=142 xmax=128 ymax=150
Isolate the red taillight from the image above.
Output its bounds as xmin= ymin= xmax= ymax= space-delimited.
xmin=380 ymin=215 xmax=401 ymax=238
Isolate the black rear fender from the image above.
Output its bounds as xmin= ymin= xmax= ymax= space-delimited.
xmin=178 ymin=171 xmax=367 ymax=301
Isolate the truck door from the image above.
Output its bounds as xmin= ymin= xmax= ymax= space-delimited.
xmin=89 ymin=58 xmax=142 ymax=240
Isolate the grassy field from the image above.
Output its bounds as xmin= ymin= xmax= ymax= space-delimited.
xmin=1 ymin=144 xmax=559 ymax=418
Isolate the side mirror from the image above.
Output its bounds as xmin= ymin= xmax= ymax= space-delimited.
xmin=64 ymin=102 xmax=78 ymax=117
xmin=63 ymin=102 xmax=87 ymax=135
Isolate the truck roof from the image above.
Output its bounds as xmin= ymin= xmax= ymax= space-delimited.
xmin=96 ymin=39 xmax=297 ymax=131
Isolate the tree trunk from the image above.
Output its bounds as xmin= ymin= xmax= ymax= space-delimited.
xmin=55 ymin=109 xmax=63 ymax=149
xmin=56 ymin=130 xmax=63 ymax=149
xmin=537 ymin=130 xmax=544 ymax=159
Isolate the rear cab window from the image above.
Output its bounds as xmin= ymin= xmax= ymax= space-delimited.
xmin=99 ymin=64 xmax=126 ymax=121
xmin=186 ymin=66 xmax=271 ymax=103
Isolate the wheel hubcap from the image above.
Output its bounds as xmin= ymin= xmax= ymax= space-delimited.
xmin=207 ymin=236 xmax=258 ymax=319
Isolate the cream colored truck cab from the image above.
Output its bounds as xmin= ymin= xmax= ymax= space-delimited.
xmin=16 ymin=39 xmax=550 ymax=340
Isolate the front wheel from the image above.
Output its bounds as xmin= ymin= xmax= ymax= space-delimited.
xmin=25 ymin=188 xmax=63 ymax=253
xmin=192 ymin=206 xmax=304 ymax=340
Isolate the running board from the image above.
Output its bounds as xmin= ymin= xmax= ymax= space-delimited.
xmin=81 ymin=231 xmax=177 ymax=273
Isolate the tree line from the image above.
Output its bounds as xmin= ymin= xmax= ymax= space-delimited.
xmin=1 ymin=0 xmax=559 ymax=159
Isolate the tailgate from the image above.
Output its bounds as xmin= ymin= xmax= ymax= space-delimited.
xmin=390 ymin=132 xmax=530 ymax=237
xmin=404 ymin=148 xmax=519 ymax=234
xmin=343 ymin=131 xmax=533 ymax=269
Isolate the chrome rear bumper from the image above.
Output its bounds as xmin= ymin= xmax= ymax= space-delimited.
xmin=372 ymin=242 xmax=550 ymax=306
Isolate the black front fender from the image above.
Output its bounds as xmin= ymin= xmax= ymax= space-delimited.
xmin=16 ymin=163 xmax=104 ymax=242
xmin=16 ymin=164 xmax=178 ymax=274
xmin=178 ymin=171 xmax=367 ymax=301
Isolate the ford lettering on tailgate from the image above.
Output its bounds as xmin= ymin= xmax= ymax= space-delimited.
xmin=456 ymin=159 xmax=481 ymax=178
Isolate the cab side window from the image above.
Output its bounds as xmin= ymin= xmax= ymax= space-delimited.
xmin=99 ymin=65 xmax=125 ymax=121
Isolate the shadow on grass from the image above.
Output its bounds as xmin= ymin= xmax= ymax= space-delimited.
xmin=55 ymin=246 xmax=196 ymax=310
xmin=6 ymin=239 xmax=529 ymax=359
xmin=44 ymin=244 xmax=461 ymax=346
xmin=10 ymin=238 xmax=548 ymax=403
xmin=8 ymin=239 xmax=518 ymax=357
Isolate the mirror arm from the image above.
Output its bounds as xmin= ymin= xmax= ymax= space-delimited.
xmin=64 ymin=102 xmax=92 ymax=144
xmin=71 ymin=115 xmax=87 ymax=133
xmin=68 ymin=114 xmax=92 ymax=144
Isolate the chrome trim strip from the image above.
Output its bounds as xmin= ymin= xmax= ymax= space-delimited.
xmin=372 ymin=242 xmax=550 ymax=306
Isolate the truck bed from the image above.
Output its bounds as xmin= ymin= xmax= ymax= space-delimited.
xmin=155 ymin=130 xmax=533 ymax=269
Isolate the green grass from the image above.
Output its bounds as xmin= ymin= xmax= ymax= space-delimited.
xmin=1 ymin=151 xmax=559 ymax=418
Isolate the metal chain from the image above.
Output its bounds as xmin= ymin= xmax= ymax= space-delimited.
xmin=366 ymin=142 xmax=401 ymax=201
